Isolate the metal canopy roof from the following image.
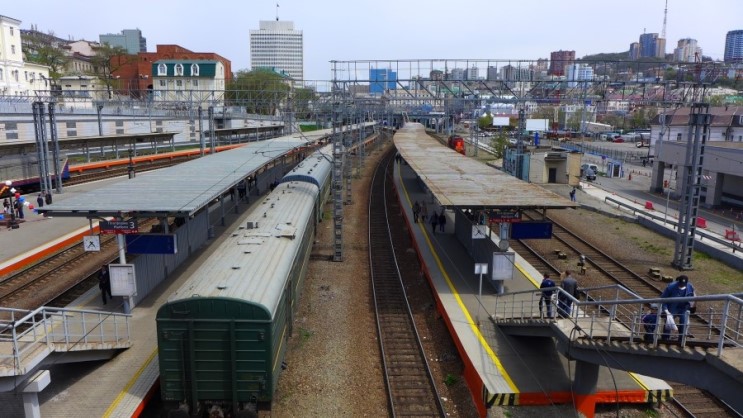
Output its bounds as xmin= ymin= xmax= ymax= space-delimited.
xmin=0 ymin=132 xmax=177 ymax=155
xmin=40 ymin=135 xmax=309 ymax=218
xmin=394 ymin=123 xmax=575 ymax=209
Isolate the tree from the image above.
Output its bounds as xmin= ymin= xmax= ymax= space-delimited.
xmin=90 ymin=43 xmax=131 ymax=98
xmin=478 ymin=113 xmax=493 ymax=130
xmin=488 ymin=133 xmax=509 ymax=160
xmin=293 ymin=86 xmax=318 ymax=119
xmin=226 ymin=69 xmax=291 ymax=115
xmin=22 ymin=31 xmax=69 ymax=81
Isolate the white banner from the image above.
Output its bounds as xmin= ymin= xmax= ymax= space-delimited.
xmin=109 ymin=264 xmax=137 ymax=297
xmin=492 ymin=252 xmax=515 ymax=280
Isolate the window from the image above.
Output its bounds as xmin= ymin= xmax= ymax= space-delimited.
xmin=11 ymin=45 xmax=15 ymax=54
xmin=13 ymin=70 xmax=18 ymax=82
xmin=192 ymin=79 xmax=199 ymax=87
xmin=174 ymin=63 xmax=184 ymax=76
xmin=176 ymin=80 xmax=183 ymax=87
xmin=24 ymin=71 xmax=28 ymax=81
xmin=159 ymin=79 xmax=165 ymax=87
xmin=0 ymin=69 xmax=3 ymax=81
xmin=676 ymin=133 xmax=682 ymax=141
xmin=9 ymin=27 xmax=13 ymax=36
xmin=191 ymin=64 xmax=199 ymax=76
xmin=157 ymin=63 xmax=167 ymax=76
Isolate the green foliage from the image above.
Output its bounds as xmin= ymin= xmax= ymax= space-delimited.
xmin=478 ymin=113 xmax=493 ymax=130
xmin=488 ymin=133 xmax=509 ymax=160
xmin=226 ymin=69 xmax=292 ymax=115
xmin=90 ymin=43 xmax=132 ymax=98
xmin=644 ymin=408 xmax=659 ymax=417
xmin=22 ymin=31 xmax=69 ymax=80
xmin=299 ymin=124 xmax=321 ymax=132
xmin=443 ymin=374 xmax=459 ymax=386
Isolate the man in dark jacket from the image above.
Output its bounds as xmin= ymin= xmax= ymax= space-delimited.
xmin=99 ymin=265 xmax=113 ymax=305
xmin=557 ymin=270 xmax=578 ymax=318
xmin=539 ymin=273 xmax=556 ymax=318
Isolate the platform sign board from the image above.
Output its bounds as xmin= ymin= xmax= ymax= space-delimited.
xmin=511 ymin=222 xmax=553 ymax=239
xmin=125 ymin=234 xmax=177 ymax=255
xmin=489 ymin=209 xmax=521 ymax=223
xmin=492 ymin=252 xmax=515 ymax=281
xmin=100 ymin=219 xmax=139 ymax=234
xmin=109 ymin=264 xmax=136 ymax=297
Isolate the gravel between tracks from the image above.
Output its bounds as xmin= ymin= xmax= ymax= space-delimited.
xmin=270 ymin=141 xmax=740 ymax=418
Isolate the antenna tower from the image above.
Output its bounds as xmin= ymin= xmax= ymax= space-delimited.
xmin=661 ymin=0 xmax=668 ymax=39
xmin=276 ymin=3 xmax=279 ymax=21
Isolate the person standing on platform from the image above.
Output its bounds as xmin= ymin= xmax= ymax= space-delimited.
xmin=539 ymin=272 xmax=556 ymax=318
xmin=412 ymin=201 xmax=420 ymax=223
xmin=569 ymin=187 xmax=576 ymax=202
xmin=420 ymin=201 xmax=428 ymax=223
xmin=557 ymin=270 xmax=578 ymax=317
xmin=99 ymin=265 xmax=112 ymax=305
xmin=37 ymin=193 xmax=45 ymax=209
xmin=430 ymin=211 xmax=438 ymax=234
xmin=438 ymin=210 xmax=446 ymax=233
xmin=661 ymin=275 xmax=696 ymax=338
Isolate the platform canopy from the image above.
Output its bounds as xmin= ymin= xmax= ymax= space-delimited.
xmin=394 ymin=123 xmax=574 ymax=209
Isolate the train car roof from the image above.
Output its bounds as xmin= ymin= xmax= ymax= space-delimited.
xmin=394 ymin=123 xmax=575 ymax=209
xmin=164 ymin=180 xmax=319 ymax=316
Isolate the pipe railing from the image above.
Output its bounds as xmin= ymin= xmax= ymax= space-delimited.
xmin=0 ymin=306 xmax=131 ymax=375
xmin=492 ymin=285 xmax=743 ymax=356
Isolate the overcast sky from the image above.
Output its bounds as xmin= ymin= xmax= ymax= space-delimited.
xmin=3 ymin=0 xmax=741 ymax=80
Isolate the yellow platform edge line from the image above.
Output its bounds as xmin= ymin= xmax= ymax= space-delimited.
xmin=104 ymin=348 xmax=158 ymax=418
xmin=397 ymin=165 xmax=519 ymax=393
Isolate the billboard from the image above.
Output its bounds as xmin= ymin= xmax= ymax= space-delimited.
xmin=492 ymin=117 xmax=510 ymax=127
xmin=526 ymin=119 xmax=549 ymax=131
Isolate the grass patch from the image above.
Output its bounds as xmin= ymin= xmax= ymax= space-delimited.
xmin=297 ymin=327 xmax=313 ymax=348
xmin=443 ymin=373 xmax=459 ymax=386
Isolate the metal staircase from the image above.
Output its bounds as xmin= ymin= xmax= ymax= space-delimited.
xmin=0 ymin=306 xmax=131 ymax=379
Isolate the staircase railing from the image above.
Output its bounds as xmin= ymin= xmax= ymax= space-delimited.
xmin=0 ymin=306 xmax=131 ymax=374
xmin=492 ymin=285 xmax=743 ymax=356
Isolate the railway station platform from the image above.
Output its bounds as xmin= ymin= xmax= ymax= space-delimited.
xmin=391 ymin=161 xmax=671 ymax=417
xmin=0 ymin=172 xmax=288 ymax=418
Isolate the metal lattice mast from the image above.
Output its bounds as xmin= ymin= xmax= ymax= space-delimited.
xmin=672 ymin=102 xmax=710 ymax=270
xmin=516 ymin=108 xmax=526 ymax=179
xmin=332 ymin=64 xmax=345 ymax=262
xmin=344 ymin=104 xmax=353 ymax=205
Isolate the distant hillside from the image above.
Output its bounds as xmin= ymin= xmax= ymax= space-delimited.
xmin=581 ymin=52 xmax=631 ymax=61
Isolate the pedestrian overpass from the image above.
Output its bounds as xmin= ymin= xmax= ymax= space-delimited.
xmin=489 ymin=285 xmax=743 ymax=415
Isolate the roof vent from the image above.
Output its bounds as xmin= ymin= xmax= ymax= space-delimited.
xmin=217 ymin=284 xmax=227 ymax=290
xmin=246 ymin=221 xmax=259 ymax=229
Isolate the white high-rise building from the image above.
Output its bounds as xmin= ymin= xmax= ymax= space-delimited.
xmin=250 ymin=20 xmax=303 ymax=81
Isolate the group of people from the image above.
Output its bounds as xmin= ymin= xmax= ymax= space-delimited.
xmin=412 ymin=200 xmax=447 ymax=233
xmin=642 ymin=275 xmax=697 ymax=343
xmin=539 ymin=270 xmax=698 ymax=343
xmin=539 ymin=270 xmax=579 ymax=319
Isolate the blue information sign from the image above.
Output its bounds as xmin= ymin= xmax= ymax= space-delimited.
xmin=125 ymin=234 xmax=177 ymax=254
xmin=511 ymin=222 xmax=553 ymax=239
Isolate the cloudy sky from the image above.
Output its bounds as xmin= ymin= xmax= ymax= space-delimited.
xmin=3 ymin=0 xmax=741 ymax=80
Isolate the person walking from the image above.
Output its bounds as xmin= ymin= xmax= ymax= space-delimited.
xmin=557 ymin=270 xmax=578 ymax=318
xmin=569 ymin=187 xmax=576 ymax=202
xmin=430 ymin=212 xmax=438 ymax=234
xmin=412 ymin=200 xmax=421 ymax=223
xmin=98 ymin=265 xmax=113 ymax=305
xmin=438 ymin=210 xmax=446 ymax=233
xmin=539 ymin=273 xmax=556 ymax=318
xmin=660 ymin=275 xmax=696 ymax=338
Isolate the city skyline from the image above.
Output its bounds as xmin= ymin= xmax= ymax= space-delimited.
xmin=1 ymin=0 xmax=741 ymax=81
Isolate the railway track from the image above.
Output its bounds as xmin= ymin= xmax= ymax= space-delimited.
xmin=517 ymin=209 xmax=738 ymax=418
xmin=0 ymin=218 xmax=157 ymax=310
xmin=368 ymin=150 xmax=444 ymax=417
xmin=66 ymin=157 xmax=187 ymax=186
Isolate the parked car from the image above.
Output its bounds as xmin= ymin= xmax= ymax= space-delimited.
xmin=613 ymin=136 xmax=624 ymax=143
xmin=581 ymin=163 xmax=598 ymax=181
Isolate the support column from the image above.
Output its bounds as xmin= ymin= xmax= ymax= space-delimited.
xmin=22 ymin=370 xmax=50 ymax=418
xmin=573 ymin=360 xmax=599 ymax=418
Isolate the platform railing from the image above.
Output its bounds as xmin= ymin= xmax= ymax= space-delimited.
xmin=0 ymin=306 xmax=131 ymax=374
xmin=491 ymin=286 xmax=743 ymax=356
